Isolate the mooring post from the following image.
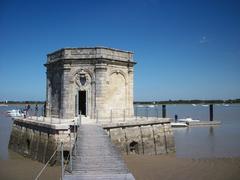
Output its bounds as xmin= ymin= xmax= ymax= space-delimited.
xmin=146 ymin=106 xmax=149 ymax=120
xmin=61 ymin=142 xmax=64 ymax=180
xmin=162 ymin=105 xmax=166 ymax=118
xmin=209 ymin=104 xmax=213 ymax=121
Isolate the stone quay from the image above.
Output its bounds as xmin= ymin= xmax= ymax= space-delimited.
xmin=9 ymin=47 xmax=175 ymax=169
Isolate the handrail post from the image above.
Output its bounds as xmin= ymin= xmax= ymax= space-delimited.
xmin=136 ymin=106 xmax=138 ymax=121
xmin=123 ymin=109 xmax=125 ymax=122
xmin=73 ymin=118 xmax=76 ymax=156
xmin=61 ymin=142 xmax=64 ymax=180
xmin=69 ymin=134 xmax=72 ymax=172
xmin=79 ymin=111 xmax=81 ymax=125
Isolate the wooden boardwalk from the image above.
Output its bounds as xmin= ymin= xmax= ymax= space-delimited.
xmin=64 ymin=124 xmax=135 ymax=180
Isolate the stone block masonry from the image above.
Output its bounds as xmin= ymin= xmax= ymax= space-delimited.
xmin=45 ymin=47 xmax=136 ymax=122
xmin=104 ymin=119 xmax=175 ymax=155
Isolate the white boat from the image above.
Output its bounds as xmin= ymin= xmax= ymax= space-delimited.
xmin=223 ymin=104 xmax=230 ymax=107
xmin=201 ymin=104 xmax=208 ymax=107
xmin=178 ymin=117 xmax=200 ymax=123
xmin=147 ymin=105 xmax=155 ymax=108
xmin=171 ymin=122 xmax=188 ymax=127
xmin=192 ymin=104 xmax=197 ymax=106
xmin=7 ymin=109 xmax=24 ymax=117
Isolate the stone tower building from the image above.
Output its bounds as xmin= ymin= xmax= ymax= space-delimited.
xmin=45 ymin=47 xmax=136 ymax=121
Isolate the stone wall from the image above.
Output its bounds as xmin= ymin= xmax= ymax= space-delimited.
xmin=106 ymin=123 xmax=175 ymax=155
xmin=45 ymin=47 xmax=136 ymax=121
xmin=8 ymin=123 xmax=73 ymax=164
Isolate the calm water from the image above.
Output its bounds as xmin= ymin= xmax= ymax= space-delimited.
xmin=0 ymin=104 xmax=240 ymax=159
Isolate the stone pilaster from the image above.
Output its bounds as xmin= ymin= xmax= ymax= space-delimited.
xmin=94 ymin=63 xmax=108 ymax=118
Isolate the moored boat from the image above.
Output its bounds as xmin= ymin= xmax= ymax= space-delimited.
xmin=7 ymin=109 xmax=24 ymax=118
xmin=171 ymin=122 xmax=188 ymax=127
xmin=178 ymin=117 xmax=200 ymax=123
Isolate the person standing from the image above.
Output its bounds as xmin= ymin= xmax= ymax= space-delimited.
xmin=35 ymin=104 xmax=38 ymax=116
xmin=174 ymin=114 xmax=178 ymax=122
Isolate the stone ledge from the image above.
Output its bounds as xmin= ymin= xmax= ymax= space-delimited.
xmin=101 ymin=118 xmax=171 ymax=129
xmin=13 ymin=117 xmax=72 ymax=130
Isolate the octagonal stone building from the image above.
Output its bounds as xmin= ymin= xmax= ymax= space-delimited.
xmin=45 ymin=47 xmax=136 ymax=122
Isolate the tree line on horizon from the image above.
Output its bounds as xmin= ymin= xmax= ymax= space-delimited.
xmin=1 ymin=99 xmax=240 ymax=105
xmin=134 ymin=99 xmax=240 ymax=105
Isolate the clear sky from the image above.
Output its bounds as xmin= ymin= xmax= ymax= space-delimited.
xmin=0 ymin=0 xmax=239 ymax=101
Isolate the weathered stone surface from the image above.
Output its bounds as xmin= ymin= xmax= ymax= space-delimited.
xmin=8 ymin=122 xmax=71 ymax=164
xmin=106 ymin=122 xmax=175 ymax=155
xmin=45 ymin=47 xmax=136 ymax=122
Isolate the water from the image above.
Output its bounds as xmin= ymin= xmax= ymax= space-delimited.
xmin=0 ymin=104 xmax=240 ymax=159
xmin=135 ymin=104 xmax=240 ymax=158
xmin=0 ymin=104 xmax=44 ymax=160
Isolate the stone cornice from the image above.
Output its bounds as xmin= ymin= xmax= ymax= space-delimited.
xmin=46 ymin=47 xmax=135 ymax=63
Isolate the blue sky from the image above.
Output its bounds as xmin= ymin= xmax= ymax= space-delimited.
xmin=0 ymin=0 xmax=239 ymax=101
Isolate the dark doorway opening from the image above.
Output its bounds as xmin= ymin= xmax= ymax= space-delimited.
xmin=78 ymin=91 xmax=86 ymax=116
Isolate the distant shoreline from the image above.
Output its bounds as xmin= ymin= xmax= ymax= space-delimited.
xmin=1 ymin=99 xmax=239 ymax=105
xmin=134 ymin=99 xmax=240 ymax=105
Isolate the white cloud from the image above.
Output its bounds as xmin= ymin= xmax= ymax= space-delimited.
xmin=200 ymin=36 xmax=208 ymax=44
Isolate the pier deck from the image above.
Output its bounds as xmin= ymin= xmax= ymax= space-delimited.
xmin=64 ymin=124 xmax=135 ymax=180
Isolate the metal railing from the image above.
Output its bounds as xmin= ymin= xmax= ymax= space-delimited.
xmin=63 ymin=114 xmax=81 ymax=174
xmin=34 ymin=144 xmax=60 ymax=180
xmin=34 ymin=115 xmax=81 ymax=180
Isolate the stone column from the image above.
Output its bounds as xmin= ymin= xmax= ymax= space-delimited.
xmin=128 ymin=68 xmax=134 ymax=117
xmin=46 ymin=70 xmax=52 ymax=117
xmin=94 ymin=63 xmax=108 ymax=119
xmin=60 ymin=67 xmax=71 ymax=119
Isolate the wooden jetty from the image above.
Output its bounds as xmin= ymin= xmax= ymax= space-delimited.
xmin=63 ymin=124 xmax=135 ymax=180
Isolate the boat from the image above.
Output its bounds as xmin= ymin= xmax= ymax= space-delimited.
xmin=178 ymin=117 xmax=200 ymax=123
xmin=201 ymin=104 xmax=208 ymax=107
xmin=223 ymin=104 xmax=230 ymax=107
xmin=0 ymin=104 xmax=8 ymax=106
xmin=171 ymin=122 xmax=188 ymax=127
xmin=192 ymin=104 xmax=197 ymax=106
xmin=7 ymin=109 xmax=24 ymax=117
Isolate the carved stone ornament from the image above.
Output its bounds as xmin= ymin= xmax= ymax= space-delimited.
xmin=80 ymin=74 xmax=86 ymax=86
xmin=75 ymin=70 xmax=90 ymax=89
